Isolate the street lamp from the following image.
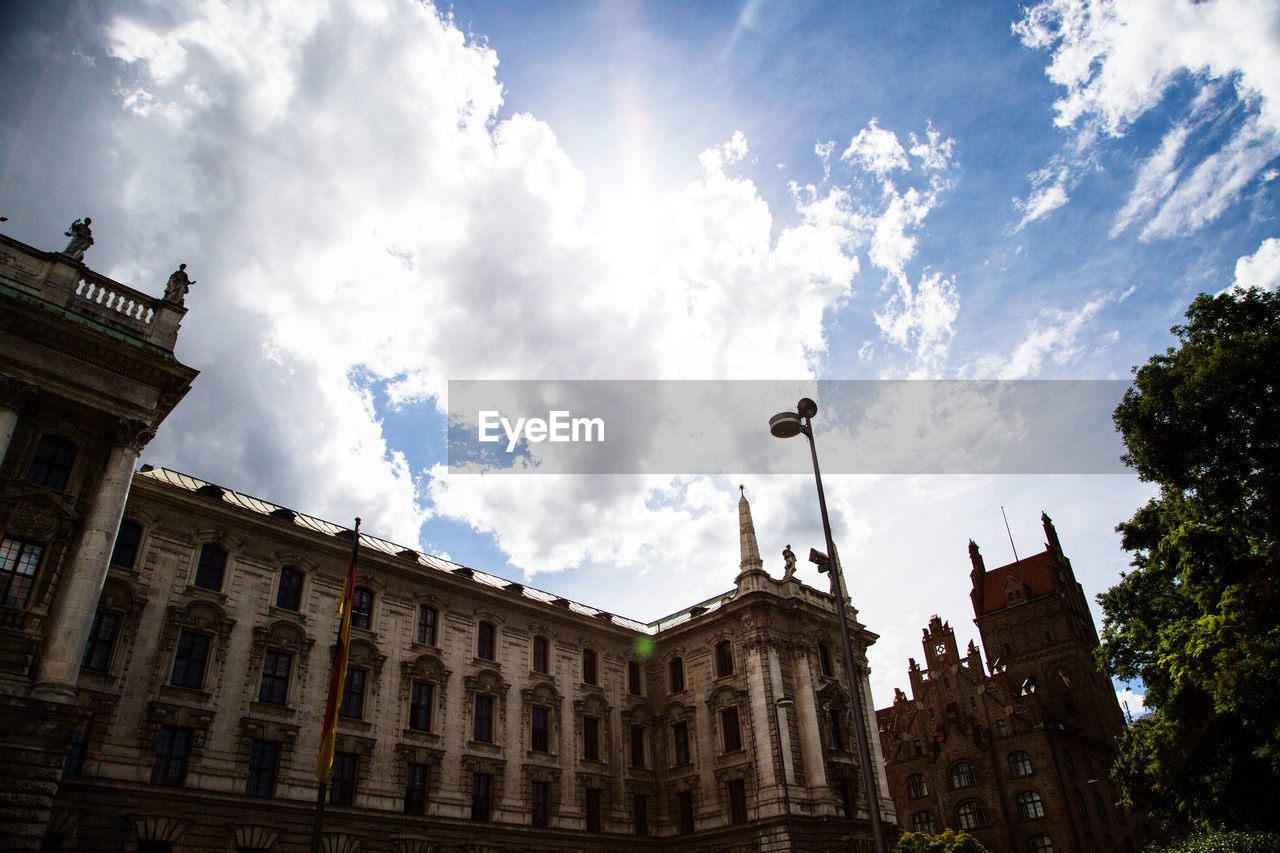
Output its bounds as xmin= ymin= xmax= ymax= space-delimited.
xmin=772 ymin=696 xmax=796 ymax=851
xmin=770 ymin=397 xmax=889 ymax=853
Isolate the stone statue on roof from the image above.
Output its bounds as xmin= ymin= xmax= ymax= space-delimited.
xmin=62 ymin=218 xmax=93 ymax=261
xmin=782 ymin=544 xmax=797 ymax=579
xmin=164 ymin=263 xmax=195 ymax=305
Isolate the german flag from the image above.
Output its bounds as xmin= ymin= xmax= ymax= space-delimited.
xmin=316 ymin=518 xmax=360 ymax=782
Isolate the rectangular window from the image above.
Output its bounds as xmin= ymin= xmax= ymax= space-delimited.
xmin=628 ymin=660 xmax=642 ymax=695
xmin=110 ymin=520 xmax=142 ymax=569
xmin=193 ymin=543 xmax=226 ymax=590
xmin=258 ymin=649 xmax=292 ymax=705
xmin=669 ymin=657 xmax=685 ymax=693
xmin=677 ymin=790 xmax=695 ymax=834
xmin=585 ymin=787 xmax=602 ymax=832
xmin=404 ymin=762 xmax=429 ymax=815
xmin=583 ymin=715 xmax=600 ymax=761
xmin=275 ymin=567 xmax=302 ymax=611
xmin=27 ymin=435 xmax=76 ymax=491
xmin=672 ymin=721 xmax=690 ymax=766
xmin=471 ymin=772 xmax=492 ymax=821
xmin=630 ymin=725 xmax=645 ymax=768
xmin=351 ymin=587 xmax=372 ymax=630
xmin=245 ymin=740 xmax=279 ymax=798
xmin=0 ymin=538 xmax=42 ymax=608
xmin=582 ymin=649 xmax=598 ymax=685
xmin=473 ymin=694 xmax=494 ymax=742
xmin=329 ymin=752 xmax=357 ymax=806
xmin=476 ymin=621 xmax=495 ymax=660
xmin=818 ymin=642 xmax=834 ymax=677
xmin=531 ymin=779 xmax=550 ymax=827
xmin=410 ymin=681 xmax=434 ymax=731
xmin=532 ymin=636 xmax=549 ymax=673
xmin=170 ymin=630 xmax=210 ymax=689
xmin=151 ymin=725 xmax=191 ymax=787
xmin=81 ymin=610 xmax=119 ymax=671
xmin=416 ymin=605 xmax=437 ymax=645
xmin=634 ymin=793 xmax=648 ymax=836
xmin=338 ymin=667 xmax=366 ymax=719
xmin=531 ymin=706 xmax=549 ymax=752
xmin=715 ymin=640 xmax=734 ymax=677
xmin=728 ymin=778 xmax=748 ymax=824
xmin=828 ymin=705 xmax=845 ymax=750
xmin=721 ymin=707 xmax=742 ymax=753
xmin=839 ymin=778 xmax=855 ymax=818
xmin=63 ymin=717 xmax=91 ymax=777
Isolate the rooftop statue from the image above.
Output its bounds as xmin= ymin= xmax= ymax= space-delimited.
xmin=164 ymin=263 xmax=195 ymax=305
xmin=63 ymin=217 xmax=93 ymax=261
xmin=782 ymin=544 xmax=797 ymax=579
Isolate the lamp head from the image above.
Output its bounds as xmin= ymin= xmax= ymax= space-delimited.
xmin=769 ymin=411 xmax=804 ymax=439
xmin=796 ymin=397 xmax=818 ymax=419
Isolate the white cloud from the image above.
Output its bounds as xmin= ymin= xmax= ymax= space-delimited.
xmin=841 ymin=119 xmax=910 ymax=177
xmin=969 ymin=296 xmax=1110 ymax=379
xmin=1015 ymin=0 xmax=1280 ymax=236
xmin=1227 ymin=237 xmax=1280 ymax=293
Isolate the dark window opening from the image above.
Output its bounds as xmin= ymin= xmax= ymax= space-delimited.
xmin=27 ymin=435 xmax=76 ymax=491
xmin=410 ymin=681 xmax=434 ymax=731
xmin=727 ymin=779 xmax=748 ymax=824
xmin=476 ymin=620 xmax=495 ymax=660
xmin=673 ymin=721 xmax=690 ymax=766
xmin=669 ymin=657 xmax=685 ymax=693
xmin=338 ymin=667 xmax=366 ymax=719
xmin=404 ymin=762 xmax=429 ymax=815
xmin=194 ymin=543 xmax=227 ymax=590
xmin=715 ymin=640 xmax=734 ymax=677
xmin=257 ymin=649 xmax=292 ymax=705
xmin=245 ymin=740 xmax=279 ymax=798
xmin=531 ymin=779 xmax=550 ymax=827
xmin=110 ymin=520 xmax=142 ymax=569
xmin=471 ymin=772 xmax=492 ymax=821
xmin=275 ymin=567 xmax=302 ymax=611
xmin=82 ymin=610 xmax=119 ymax=671
xmin=170 ymin=630 xmax=210 ymax=689
xmin=531 ymin=706 xmax=549 ymax=752
xmin=585 ymin=787 xmax=602 ymax=832
xmin=416 ymin=605 xmax=437 ymax=645
xmin=351 ymin=586 xmax=373 ymax=630
xmin=532 ymin=635 xmax=549 ymax=672
xmin=721 ymin=707 xmax=742 ymax=753
xmin=152 ymin=725 xmax=191 ymax=787
xmin=584 ymin=715 xmax=601 ymax=761
xmin=329 ymin=752 xmax=357 ymax=806
xmin=582 ymin=648 xmax=598 ymax=685
xmin=0 ymin=538 xmax=42 ymax=608
xmin=473 ymin=694 xmax=494 ymax=742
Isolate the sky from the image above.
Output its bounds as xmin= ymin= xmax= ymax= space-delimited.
xmin=3 ymin=0 xmax=1279 ymax=717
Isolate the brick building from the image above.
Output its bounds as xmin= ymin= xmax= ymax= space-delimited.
xmin=1 ymin=228 xmax=894 ymax=851
xmin=876 ymin=516 xmax=1159 ymax=853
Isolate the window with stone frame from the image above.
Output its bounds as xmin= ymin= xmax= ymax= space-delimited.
xmin=677 ymin=789 xmax=695 ymax=834
xmin=907 ymin=773 xmax=928 ymax=799
xmin=912 ymin=810 xmax=935 ymax=833
xmin=171 ymin=630 xmax=211 ymax=689
xmin=950 ymin=759 xmax=978 ymax=789
xmin=416 ymin=605 xmax=438 ymax=646
xmin=464 ymin=669 xmax=507 ymax=747
xmin=827 ymin=704 xmax=845 ymax=750
xmin=329 ymin=752 xmax=358 ymax=806
xmin=532 ymin=635 xmax=549 ymax=673
xmin=628 ymin=660 xmax=643 ymax=695
xmin=257 ymin=650 xmax=292 ymax=705
xmin=714 ymin=639 xmax=734 ymax=677
xmin=0 ymin=538 xmax=42 ymax=608
xmin=410 ymin=681 xmax=434 ymax=732
xmin=668 ymin=657 xmax=685 ymax=693
xmin=339 ymin=667 xmax=367 ymax=719
xmin=351 ymin=586 xmax=373 ymax=630
xmin=193 ymin=543 xmax=227 ymax=591
xmin=957 ymin=798 xmax=987 ymax=830
xmin=110 ymin=520 xmax=143 ymax=569
xmin=152 ymin=725 xmax=192 ymax=787
xmin=630 ymin=725 xmax=646 ymax=768
xmin=1018 ymin=790 xmax=1046 ymax=820
xmin=672 ymin=720 xmax=691 ymax=766
xmin=818 ymin=642 xmax=834 ymax=677
xmin=727 ymin=778 xmax=748 ymax=824
xmin=720 ymin=706 xmax=742 ymax=753
xmin=531 ymin=706 xmax=550 ymax=752
xmin=245 ymin=740 xmax=280 ymax=798
xmin=471 ymin=772 xmax=493 ymax=821
xmin=82 ymin=609 xmax=120 ymax=671
xmin=585 ymin=786 xmax=603 ymax=832
xmin=584 ymin=714 xmax=601 ymax=760
xmin=404 ymin=762 xmax=429 ymax=815
xmin=531 ymin=779 xmax=551 ymax=827
xmin=1028 ymin=836 xmax=1055 ymax=853
xmin=633 ymin=792 xmax=648 ymax=836
xmin=837 ymin=776 xmax=856 ymax=818
xmin=1009 ymin=749 xmax=1034 ymax=777
xmin=582 ymin=648 xmax=599 ymax=685
xmin=26 ymin=434 xmax=77 ymax=491
xmin=473 ymin=694 xmax=495 ymax=743
xmin=275 ymin=567 xmax=303 ymax=611
xmin=400 ymin=651 xmax=447 ymax=738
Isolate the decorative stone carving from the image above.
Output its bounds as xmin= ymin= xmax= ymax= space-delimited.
xmin=0 ymin=376 xmax=38 ymax=411
xmin=114 ymin=418 xmax=156 ymax=453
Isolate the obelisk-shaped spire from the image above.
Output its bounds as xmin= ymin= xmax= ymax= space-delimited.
xmin=738 ymin=485 xmax=763 ymax=573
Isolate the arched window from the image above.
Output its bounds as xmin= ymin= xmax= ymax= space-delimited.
xmin=907 ymin=773 xmax=928 ymax=799
xmin=1017 ymin=791 xmax=1045 ymax=820
xmin=669 ymin=657 xmax=685 ymax=692
xmin=956 ymin=799 xmax=986 ymax=830
xmin=1027 ymin=836 xmax=1054 ymax=853
xmin=1008 ymin=750 xmax=1034 ymax=777
xmin=26 ymin=435 xmax=77 ymax=491
xmin=912 ymin=810 xmax=934 ymax=833
xmin=950 ymin=760 xmax=977 ymax=789
xmin=714 ymin=640 xmax=734 ymax=677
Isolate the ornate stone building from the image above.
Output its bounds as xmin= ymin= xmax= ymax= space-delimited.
xmin=876 ymin=516 xmax=1159 ymax=853
xmin=1 ymin=228 xmax=894 ymax=852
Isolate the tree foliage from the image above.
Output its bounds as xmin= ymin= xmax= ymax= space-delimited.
xmin=898 ymin=829 xmax=987 ymax=853
xmin=1101 ymin=288 xmax=1280 ymax=831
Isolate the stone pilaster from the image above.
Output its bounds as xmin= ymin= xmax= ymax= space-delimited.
xmin=0 ymin=377 xmax=38 ymax=470
xmin=792 ymin=643 xmax=828 ymax=793
xmin=30 ymin=419 xmax=154 ymax=702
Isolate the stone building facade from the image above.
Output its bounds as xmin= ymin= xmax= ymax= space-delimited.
xmin=876 ymin=516 xmax=1159 ymax=853
xmin=0 ymin=229 xmax=894 ymax=852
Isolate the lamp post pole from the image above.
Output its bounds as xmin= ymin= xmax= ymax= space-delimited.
xmin=770 ymin=398 xmax=889 ymax=853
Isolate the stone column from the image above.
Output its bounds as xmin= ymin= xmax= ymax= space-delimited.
xmin=858 ymin=665 xmax=894 ymax=818
xmin=792 ymin=644 xmax=828 ymax=793
xmin=30 ymin=419 xmax=153 ymax=702
xmin=744 ymin=642 xmax=775 ymax=799
xmin=0 ymin=377 xmax=38 ymax=469
xmin=767 ymin=647 xmax=794 ymax=786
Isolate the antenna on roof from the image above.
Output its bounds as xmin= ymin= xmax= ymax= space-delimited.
xmin=1001 ymin=506 xmax=1019 ymax=563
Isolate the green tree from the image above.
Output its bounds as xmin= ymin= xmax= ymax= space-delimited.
xmin=1101 ymin=288 xmax=1280 ymax=831
xmin=898 ymin=829 xmax=987 ymax=853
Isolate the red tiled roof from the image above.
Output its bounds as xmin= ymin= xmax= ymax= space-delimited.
xmin=978 ymin=550 xmax=1058 ymax=615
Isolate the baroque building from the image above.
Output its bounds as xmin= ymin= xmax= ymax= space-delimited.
xmin=875 ymin=517 xmax=1159 ymax=853
xmin=0 ymin=228 xmax=895 ymax=852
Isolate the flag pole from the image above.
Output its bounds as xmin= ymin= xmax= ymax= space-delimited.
xmin=311 ymin=517 xmax=360 ymax=853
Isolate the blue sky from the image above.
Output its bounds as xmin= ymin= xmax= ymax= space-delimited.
xmin=3 ymin=0 xmax=1278 ymax=711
